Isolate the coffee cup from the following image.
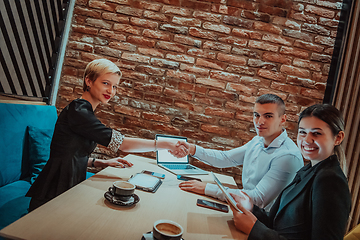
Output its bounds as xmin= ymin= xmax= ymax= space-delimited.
xmin=112 ymin=181 xmax=135 ymax=201
xmin=153 ymin=219 xmax=183 ymax=240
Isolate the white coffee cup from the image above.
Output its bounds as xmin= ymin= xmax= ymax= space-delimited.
xmin=112 ymin=181 xmax=135 ymax=200
xmin=153 ymin=219 xmax=183 ymax=240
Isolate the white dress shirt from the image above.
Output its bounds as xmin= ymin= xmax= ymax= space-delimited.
xmin=192 ymin=130 xmax=303 ymax=211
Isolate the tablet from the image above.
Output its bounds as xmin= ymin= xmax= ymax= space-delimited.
xmin=128 ymin=173 xmax=162 ymax=193
xmin=211 ymin=172 xmax=241 ymax=212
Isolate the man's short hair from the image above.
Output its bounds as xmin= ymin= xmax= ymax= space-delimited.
xmin=255 ymin=94 xmax=285 ymax=115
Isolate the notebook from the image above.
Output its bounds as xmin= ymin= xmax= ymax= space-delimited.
xmin=156 ymin=134 xmax=208 ymax=175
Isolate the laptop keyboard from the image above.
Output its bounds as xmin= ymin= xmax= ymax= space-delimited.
xmin=163 ymin=164 xmax=196 ymax=170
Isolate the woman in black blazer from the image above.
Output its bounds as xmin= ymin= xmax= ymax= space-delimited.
xmin=230 ymin=104 xmax=351 ymax=240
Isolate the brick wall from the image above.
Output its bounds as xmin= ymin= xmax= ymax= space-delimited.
xmin=58 ymin=0 xmax=342 ymax=185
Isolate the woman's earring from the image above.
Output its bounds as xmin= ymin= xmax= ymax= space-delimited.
xmin=86 ymin=85 xmax=91 ymax=91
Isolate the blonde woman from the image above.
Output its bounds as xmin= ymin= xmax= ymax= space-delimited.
xmin=27 ymin=59 xmax=187 ymax=211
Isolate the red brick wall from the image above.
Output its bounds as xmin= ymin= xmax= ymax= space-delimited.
xmin=58 ymin=0 xmax=342 ymax=183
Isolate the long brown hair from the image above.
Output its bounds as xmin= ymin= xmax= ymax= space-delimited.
xmin=298 ymin=104 xmax=346 ymax=175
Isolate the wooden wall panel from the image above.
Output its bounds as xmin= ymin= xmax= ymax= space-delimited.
xmin=332 ymin=0 xmax=360 ymax=232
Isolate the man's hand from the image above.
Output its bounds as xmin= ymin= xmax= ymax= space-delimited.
xmin=169 ymin=141 xmax=190 ymax=158
xmin=179 ymin=180 xmax=206 ymax=194
xmin=175 ymin=141 xmax=196 ymax=156
xmin=229 ymin=192 xmax=257 ymax=235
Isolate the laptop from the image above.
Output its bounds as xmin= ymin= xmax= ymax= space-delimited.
xmin=156 ymin=134 xmax=208 ymax=175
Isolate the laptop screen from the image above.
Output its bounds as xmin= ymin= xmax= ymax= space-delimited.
xmin=156 ymin=134 xmax=188 ymax=164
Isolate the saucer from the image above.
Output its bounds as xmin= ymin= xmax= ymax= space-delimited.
xmin=104 ymin=190 xmax=140 ymax=206
xmin=141 ymin=231 xmax=184 ymax=240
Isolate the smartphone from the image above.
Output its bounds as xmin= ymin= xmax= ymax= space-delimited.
xmin=177 ymin=175 xmax=202 ymax=182
xmin=196 ymin=199 xmax=229 ymax=213
xmin=141 ymin=170 xmax=165 ymax=179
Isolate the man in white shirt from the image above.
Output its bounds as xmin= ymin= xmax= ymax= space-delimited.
xmin=179 ymin=94 xmax=303 ymax=211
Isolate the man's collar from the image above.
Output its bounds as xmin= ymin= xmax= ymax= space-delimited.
xmin=260 ymin=129 xmax=287 ymax=149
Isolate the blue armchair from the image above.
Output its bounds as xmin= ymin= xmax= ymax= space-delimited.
xmin=0 ymin=103 xmax=94 ymax=231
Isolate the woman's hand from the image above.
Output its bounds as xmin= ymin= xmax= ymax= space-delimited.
xmin=98 ymin=158 xmax=134 ymax=168
xmin=230 ymin=192 xmax=257 ymax=235
xmin=179 ymin=180 xmax=206 ymax=194
xmin=168 ymin=141 xmax=189 ymax=158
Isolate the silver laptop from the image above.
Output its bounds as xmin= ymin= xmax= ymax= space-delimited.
xmin=156 ymin=134 xmax=208 ymax=175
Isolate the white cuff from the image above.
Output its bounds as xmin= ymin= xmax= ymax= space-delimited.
xmin=192 ymin=145 xmax=204 ymax=158
xmin=205 ymin=183 xmax=226 ymax=201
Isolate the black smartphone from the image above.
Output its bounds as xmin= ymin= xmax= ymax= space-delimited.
xmin=177 ymin=175 xmax=202 ymax=182
xmin=141 ymin=170 xmax=165 ymax=179
xmin=196 ymin=199 xmax=229 ymax=213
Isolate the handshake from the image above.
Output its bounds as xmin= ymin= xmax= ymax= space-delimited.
xmin=168 ymin=141 xmax=194 ymax=158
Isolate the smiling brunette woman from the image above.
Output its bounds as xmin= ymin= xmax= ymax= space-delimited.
xmin=26 ymin=59 xmax=187 ymax=211
xmin=229 ymin=104 xmax=351 ymax=240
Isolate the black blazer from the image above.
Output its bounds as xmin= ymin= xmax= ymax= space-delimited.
xmin=248 ymin=155 xmax=351 ymax=240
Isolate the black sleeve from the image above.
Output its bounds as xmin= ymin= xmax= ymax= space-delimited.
xmin=67 ymin=99 xmax=112 ymax=147
xmin=249 ymin=200 xmax=288 ymax=240
xmin=310 ymin=170 xmax=351 ymax=240
xmin=251 ymin=205 xmax=273 ymax=228
xmin=249 ymin=220 xmax=288 ymax=240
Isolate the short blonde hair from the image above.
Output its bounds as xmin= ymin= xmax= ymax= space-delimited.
xmin=83 ymin=59 xmax=121 ymax=91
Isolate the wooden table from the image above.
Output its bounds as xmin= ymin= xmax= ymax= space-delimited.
xmin=0 ymin=154 xmax=248 ymax=240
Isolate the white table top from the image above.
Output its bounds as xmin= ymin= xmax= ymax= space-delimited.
xmin=0 ymin=154 xmax=248 ymax=240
